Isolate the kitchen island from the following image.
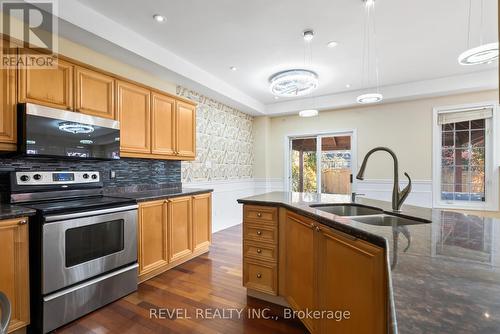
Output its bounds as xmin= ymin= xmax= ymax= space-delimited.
xmin=238 ymin=191 xmax=500 ymax=334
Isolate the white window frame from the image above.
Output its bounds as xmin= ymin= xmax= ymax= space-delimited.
xmin=283 ymin=129 xmax=358 ymax=194
xmin=432 ymin=101 xmax=499 ymax=211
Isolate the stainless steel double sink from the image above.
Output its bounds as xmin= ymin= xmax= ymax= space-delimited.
xmin=310 ymin=203 xmax=428 ymax=226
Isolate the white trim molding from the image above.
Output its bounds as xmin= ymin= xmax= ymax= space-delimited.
xmin=432 ymin=101 xmax=499 ymax=211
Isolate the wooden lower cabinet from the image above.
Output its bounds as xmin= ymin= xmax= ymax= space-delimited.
xmin=242 ymin=205 xmax=387 ymax=334
xmin=317 ymin=226 xmax=386 ymax=334
xmin=192 ymin=193 xmax=212 ymax=252
xmin=138 ymin=193 xmax=211 ymax=282
xmin=284 ymin=211 xmax=317 ymax=333
xmin=0 ymin=217 xmax=30 ymax=333
xmin=168 ymin=196 xmax=193 ymax=262
xmin=138 ymin=200 xmax=168 ymax=278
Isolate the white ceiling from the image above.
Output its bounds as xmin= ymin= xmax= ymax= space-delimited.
xmin=63 ymin=0 xmax=498 ymax=115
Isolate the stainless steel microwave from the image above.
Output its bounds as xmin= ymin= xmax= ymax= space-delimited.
xmin=17 ymin=103 xmax=120 ymax=160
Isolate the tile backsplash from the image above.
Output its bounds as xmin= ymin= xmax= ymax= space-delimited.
xmin=0 ymin=156 xmax=181 ymax=190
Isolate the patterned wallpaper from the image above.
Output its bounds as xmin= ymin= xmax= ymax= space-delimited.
xmin=176 ymin=86 xmax=254 ymax=182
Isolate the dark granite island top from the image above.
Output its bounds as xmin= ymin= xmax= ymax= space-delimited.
xmin=237 ymin=191 xmax=500 ymax=334
xmin=106 ymin=187 xmax=213 ymax=202
xmin=0 ymin=203 xmax=36 ymax=220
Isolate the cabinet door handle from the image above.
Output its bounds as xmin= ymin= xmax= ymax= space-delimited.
xmin=256 ymin=249 xmax=262 ymax=254
xmin=256 ymin=273 xmax=262 ymax=279
xmin=256 ymin=212 xmax=262 ymax=217
xmin=18 ymin=219 xmax=27 ymax=225
xmin=256 ymin=230 xmax=262 ymax=236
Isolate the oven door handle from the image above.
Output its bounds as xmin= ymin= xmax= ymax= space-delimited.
xmin=45 ymin=204 xmax=138 ymax=222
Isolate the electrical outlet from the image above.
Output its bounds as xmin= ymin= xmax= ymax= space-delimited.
xmin=110 ymin=170 xmax=116 ymax=179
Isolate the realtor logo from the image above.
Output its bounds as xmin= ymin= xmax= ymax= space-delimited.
xmin=1 ymin=0 xmax=58 ymax=68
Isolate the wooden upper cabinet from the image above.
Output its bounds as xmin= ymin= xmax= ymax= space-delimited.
xmin=285 ymin=211 xmax=317 ymax=333
xmin=168 ymin=196 xmax=193 ymax=262
xmin=151 ymin=92 xmax=176 ymax=156
xmin=116 ymin=80 xmax=151 ymax=154
xmin=317 ymin=226 xmax=386 ymax=334
xmin=75 ymin=66 xmax=115 ymax=119
xmin=138 ymin=200 xmax=169 ymax=280
xmin=0 ymin=48 xmax=17 ymax=151
xmin=175 ymin=101 xmax=196 ymax=159
xmin=192 ymin=193 xmax=212 ymax=252
xmin=19 ymin=54 xmax=73 ymax=110
xmin=0 ymin=217 xmax=30 ymax=333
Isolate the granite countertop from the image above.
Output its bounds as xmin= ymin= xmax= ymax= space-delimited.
xmin=237 ymin=191 xmax=500 ymax=334
xmin=106 ymin=187 xmax=213 ymax=202
xmin=0 ymin=203 xmax=36 ymax=220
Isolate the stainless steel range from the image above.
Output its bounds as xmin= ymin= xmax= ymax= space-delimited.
xmin=8 ymin=171 xmax=138 ymax=333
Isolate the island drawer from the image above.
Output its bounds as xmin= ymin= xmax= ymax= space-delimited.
xmin=243 ymin=223 xmax=277 ymax=244
xmin=243 ymin=240 xmax=277 ymax=262
xmin=243 ymin=205 xmax=277 ymax=225
xmin=243 ymin=258 xmax=277 ymax=295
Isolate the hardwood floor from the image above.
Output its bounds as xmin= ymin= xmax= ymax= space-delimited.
xmin=56 ymin=224 xmax=307 ymax=334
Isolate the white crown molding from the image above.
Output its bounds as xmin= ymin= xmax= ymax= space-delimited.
xmin=55 ymin=0 xmax=266 ymax=115
xmin=265 ymin=70 xmax=498 ymax=116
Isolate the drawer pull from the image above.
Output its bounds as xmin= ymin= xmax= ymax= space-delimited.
xmin=315 ymin=226 xmax=321 ymax=232
xmin=256 ymin=249 xmax=262 ymax=254
xmin=18 ymin=219 xmax=27 ymax=225
xmin=256 ymin=273 xmax=262 ymax=279
xmin=257 ymin=212 xmax=262 ymax=217
xmin=256 ymin=230 xmax=262 ymax=236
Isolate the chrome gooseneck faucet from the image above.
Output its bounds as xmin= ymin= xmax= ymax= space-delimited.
xmin=356 ymin=147 xmax=412 ymax=212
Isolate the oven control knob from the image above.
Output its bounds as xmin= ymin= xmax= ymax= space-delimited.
xmin=33 ymin=174 xmax=42 ymax=180
xmin=91 ymin=174 xmax=98 ymax=180
xmin=82 ymin=173 xmax=89 ymax=179
xmin=20 ymin=175 xmax=30 ymax=182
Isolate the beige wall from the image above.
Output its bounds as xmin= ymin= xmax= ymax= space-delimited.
xmin=254 ymin=90 xmax=499 ymax=181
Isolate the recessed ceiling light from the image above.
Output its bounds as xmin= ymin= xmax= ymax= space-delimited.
xmin=356 ymin=93 xmax=383 ymax=104
xmin=303 ymin=30 xmax=314 ymax=42
xmin=345 ymin=84 xmax=351 ymax=88
xmin=153 ymin=14 xmax=166 ymax=23
xmin=458 ymin=42 xmax=499 ymax=65
xmin=327 ymin=41 xmax=339 ymax=48
xmin=299 ymin=109 xmax=319 ymax=117
xmin=274 ymin=96 xmax=279 ymax=100
xmin=230 ymin=66 xmax=237 ymax=71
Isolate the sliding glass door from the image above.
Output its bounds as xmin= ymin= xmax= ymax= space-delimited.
xmin=289 ymin=132 xmax=354 ymax=195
